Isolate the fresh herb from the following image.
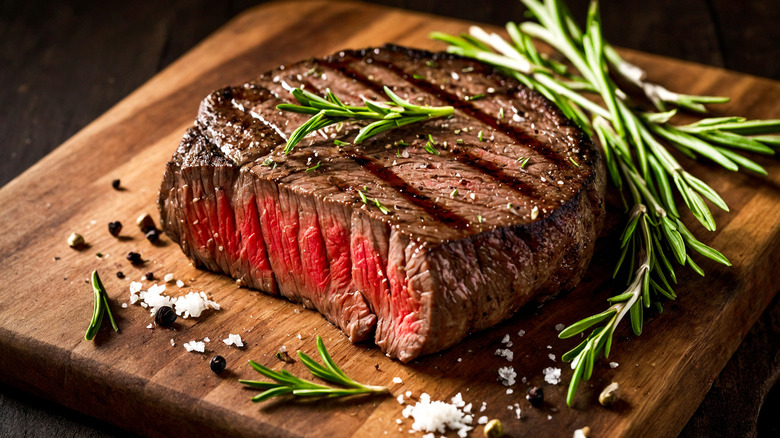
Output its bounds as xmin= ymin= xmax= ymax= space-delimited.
xmin=239 ymin=336 xmax=389 ymax=402
xmin=432 ymin=0 xmax=779 ymax=406
xmin=477 ymin=215 xmax=484 ymax=223
xmin=357 ymin=187 xmax=391 ymax=215
xmin=569 ymin=157 xmax=580 ymax=167
xmin=498 ymin=107 xmax=505 ymax=119
xmin=306 ymin=161 xmax=322 ymax=172
xmin=425 ymin=60 xmax=438 ymax=68
xmin=333 ymin=139 xmax=350 ymax=146
xmin=395 ymin=140 xmax=410 ymax=147
xmin=413 ymin=74 xmax=426 ymax=80
xmin=478 ymin=130 xmax=484 ymax=142
xmin=278 ymin=87 xmax=453 ymax=154
xmin=425 ymin=134 xmax=440 ymax=155
xmin=468 ymin=93 xmax=486 ymax=101
xmin=518 ymin=157 xmax=530 ymax=168
xmin=450 ymin=189 xmax=459 ymax=198
xmin=84 ymin=270 xmax=119 ymax=340
xmin=456 ymin=138 xmax=464 ymax=145
xmin=261 ymin=158 xmax=275 ymax=167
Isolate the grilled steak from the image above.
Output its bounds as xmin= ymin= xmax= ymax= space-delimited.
xmin=159 ymin=45 xmax=605 ymax=362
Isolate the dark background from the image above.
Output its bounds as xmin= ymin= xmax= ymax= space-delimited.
xmin=1 ymin=0 xmax=778 ymax=436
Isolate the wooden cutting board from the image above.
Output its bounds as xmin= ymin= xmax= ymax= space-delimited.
xmin=1 ymin=1 xmax=778 ymax=436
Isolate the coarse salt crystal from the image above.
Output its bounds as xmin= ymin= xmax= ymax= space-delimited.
xmin=395 ymin=419 xmax=402 ymax=424
xmin=495 ymin=349 xmax=513 ymax=362
xmin=393 ymin=377 xmax=403 ymax=384
xmin=170 ymin=339 xmax=175 ymax=346
xmin=403 ymin=394 xmax=473 ymax=437
xmin=517 ymin=330 xmax=526 ymax=337
xmin=204 ymin=337 xmax=210 ymax=343
xmin=548 ymin=415 xmax=552 ymax=420
xmin=478 ymin=416 xmax=488 ymax=424
xmin=543 ymin=367 xmax=562 ymax=385
xmin=121 ymin=303 xmax=127 ymax=308
xmin=506 ymin=389 xmax=514 ymax=395
xmin=501 ymin=334 xmax=510 ymax=344
xmin=146 ymin=323 xmax=153 ymax=329
xmin=405 ymin=390 xmax=412 ymax=397
xmin=296 ymin=333 xmax=302 ymax=340
xmin=497 ymin=366 xmax=516 ymax=386
xmin=183 ymin=340 xmax=205 ymax=353
xmin=480 ymin=402 xmax=487 ymax=412
xmin=609 ymin=362 xmax=619 ymax=369
xmin=176 ymin=280 xmax=185 ymax=288
xmin=555 ymin=323 xmax=565 ymax=331
xmin=397 ymin=394 xmax=405 ymax=404
xmin=574 ymin=428 xmax=589 ymax=438
xmin=549 ymin=353 xmax=556 ymax=361
xmin=164 ymin=273 xmax=175 ymax=283
xmin=129 ymin=281 xmax=143 ymax=293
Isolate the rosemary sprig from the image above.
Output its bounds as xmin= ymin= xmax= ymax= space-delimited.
xmin=432 ymin=0 xmax=779 ymax=406
xmin=239 ymin=336 xmax=389 ymax=402
xmin=278 ymin=87 xmax=453 ymax=154
xmin=84 ymin=270 xmax=119 ymax=340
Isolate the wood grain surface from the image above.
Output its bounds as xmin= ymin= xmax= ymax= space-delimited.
xmin=0 ymin=1 xmax=779 ymax=437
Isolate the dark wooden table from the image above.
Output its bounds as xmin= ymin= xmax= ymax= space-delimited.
xmin=1 ymin=0 xmax=778 ymax=436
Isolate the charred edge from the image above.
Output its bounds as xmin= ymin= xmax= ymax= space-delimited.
xmin=346 ymin=152 xmax=472 ymax=230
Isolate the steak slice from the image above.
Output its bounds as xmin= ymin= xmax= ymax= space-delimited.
xmin=159 ymin=45 xmax=605 ymax=362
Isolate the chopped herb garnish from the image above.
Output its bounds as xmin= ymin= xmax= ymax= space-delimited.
xmin=468 ymin=93 xmax=486 ymax=101
xmin=498 ymin=107 xmax=505 ymax=118
xmin=461 ymin=66 xmax=475 ymax=73
xmin=425 ymin=60 xmax=438 ymax=68
xmin=477 ymin=215 xmax=484 ymax=223
xmin=456 ymin=139 xmax=464 ymax=145
xmin=261 ymin=158 xmax=274 ymax=167
xmin=413 ymin=74 xmax=426 ymax=80
xmin=84 ymin=270 xmax=119 ymax=341
xmin=357 ymin=187 xmax=391 ymax=215
xmin=478 ymin=130 xmax=484 ymax=142
xmin=454 ymin=129 xmax=461 ymax=134
xmin=306 ymin=161 xmax=322 ymax=172
xmin=395 ymin=140 xmax=409 ymax=146
xmin=333 ymin=139 xmax=350 ymax=146
xmin=507 ymin=203 xmax=513 ymax=209
xmin=569 ymin=157 xmax=580 ymax=167
xmin=519 ymin=157 xmax=530 ymax=168
xmin=450 ymin=189 xmax=458 ymax=198
xmin=424 ymin=140 xmax=439 ymax=155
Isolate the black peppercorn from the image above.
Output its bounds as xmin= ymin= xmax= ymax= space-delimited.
xmin=111 ymin=179 xmax=121 ymax=190
xmin=144 ymin=272 xmax=154 ymax=281
xmin=108 ymin=221 xmax=122 ymax=237
xmin=210 ymin=355 xmax=227 ymax=374
xmin=526 ymin=386 xmax=544 ymax=407
xmin=154 ymin=306 xmax=177 ymax=327
xmin=126 ymin=251 xmax=142 ymax=264
xmin=145 ymin=228 xmax=160 ymax=243
xmin=116 ymin=271 xmax=125 ymax=279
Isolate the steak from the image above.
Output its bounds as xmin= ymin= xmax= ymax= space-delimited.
xmin=158 ymin=45 xmax=605 ymax=362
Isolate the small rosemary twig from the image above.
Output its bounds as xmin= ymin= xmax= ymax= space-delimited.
xmin=278 ymin=87 xmax=453 ymax=154
xmin=240 ymin=336 xmax=389 ymax=402
xmin=84 ymin=270 xmax=119 ymax=340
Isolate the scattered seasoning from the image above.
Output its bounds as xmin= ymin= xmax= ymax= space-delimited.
xmin=111 ymin=179 xmax=121 ymax=190
xmin=260 ymin=158 xmax=274 ymax=167
xmin=144 ymin=272 xmax=154 ymax=281
xmin=424 ymin=134 xmax=440 ymax=155
xmin=477 ymin=215 xmax=484 ymax=223
xmin=145 ymin=228 xmax=160 ymax=243
xmin=126 ymin=251 xmax=143 ymax=265
xmin=276 ymin=350 xmax=296 ymax=363
xmin=573 ymin=426 xmax=591 ymax=438
xmin=96 ymin=252 xmax=103 ymax=258
xmin=210 ymin=355 xmax=227 ymax=374
xmin=450 ymin=189 xmax=458 ymax=198
xmin=569 ymin=157 xmax=580 ymax=167
xmin=478 ymin=130 xmax=484 ymax=142
xmin=108 ymin=221 xmax=122 ymax=237
xmin=305 ymin=161 xmax=322 ymax=172
xmin=68 ymin=232 xmax=85 ymax=248
xmin=518 ymin=157 xmax=530 ymax=168
xmin=154 ymin=305 xmax=177 ymax=327
xmin=484 ymin=419 xmax=504 ymax=438
xmin=526 ymin=386 xmax=544 ymax=407
xmin=598 ymin=382 xmax=620 ymax=406
xmin=454 ymin=129 xmax=461 ymax=135
xmin=374 ymin=364 xmax=380 ymax=371
xmin=136 ymin=213 xmax=156 ymax=233
xmin=164 ymin=273 xmax=175 ymax=283
xmin=116 ymin=271 xmax=125 ymax=279
xmin=531 ymin=206 xmax=539 ymax=220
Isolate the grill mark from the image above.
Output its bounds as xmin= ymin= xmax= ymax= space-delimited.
xmin=366 ymin=57 xmax=571 ymax=167
xmin=319 ymin=58 xmax=550 ymax=202
xmin=346 ymin=152 xmax=471 ymax=230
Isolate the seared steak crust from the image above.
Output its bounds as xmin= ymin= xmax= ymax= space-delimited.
xmin=159 ymin=45 xmax=605 ymax=361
